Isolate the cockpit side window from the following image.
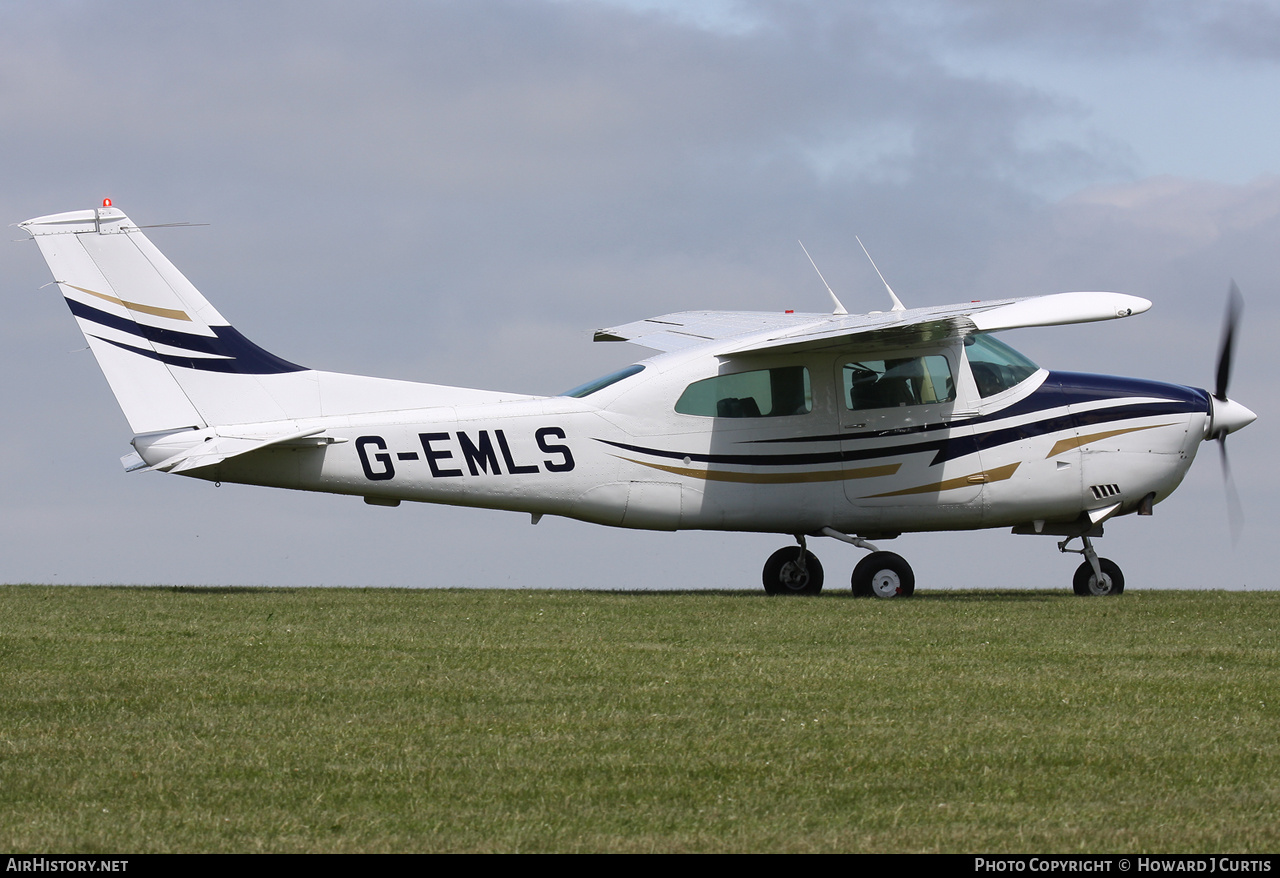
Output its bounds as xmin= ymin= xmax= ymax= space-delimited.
xmin=675 ymin=366 xmax=812 ymax=418
xmin=843 ymin=355 xmax=954 ymax=411
xmin=964 ymin=334 xmax=1039 ymax=397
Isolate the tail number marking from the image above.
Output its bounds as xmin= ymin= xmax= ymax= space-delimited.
xmin=356 ymin=428 xmax=574 ymax=482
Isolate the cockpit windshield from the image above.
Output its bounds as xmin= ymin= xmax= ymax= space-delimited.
xmin=965 ymin=334 xmax=1039 ymax=397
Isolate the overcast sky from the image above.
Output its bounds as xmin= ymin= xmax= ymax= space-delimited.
xmin=3 ymin=0 xmax=1276 ymax=591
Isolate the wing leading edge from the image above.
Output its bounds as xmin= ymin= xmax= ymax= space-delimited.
xmin=595 ymin=291 xmax=1152 ymax=356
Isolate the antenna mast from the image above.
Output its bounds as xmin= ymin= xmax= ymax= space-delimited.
xmin=798 ymin=241 xmax=848 ymax=315
xmin=856 ymin=236 xmax=906 ymax=312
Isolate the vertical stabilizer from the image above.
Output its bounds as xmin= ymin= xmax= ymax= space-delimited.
xmin=21 ymin=206 xmax=310 ymax=434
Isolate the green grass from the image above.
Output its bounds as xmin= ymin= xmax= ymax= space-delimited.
xmin=1 ymin=585 xmax=1277 ymax=852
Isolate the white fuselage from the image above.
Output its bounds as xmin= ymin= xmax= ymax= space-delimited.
xmin=138 ymin=338 xmax=1212 ymax=539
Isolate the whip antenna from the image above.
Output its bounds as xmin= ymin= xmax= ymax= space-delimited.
xmin=798 ymin=241 xmax=848 ymax=315
xmin=856 ymin=236 xmax=906 ymax=312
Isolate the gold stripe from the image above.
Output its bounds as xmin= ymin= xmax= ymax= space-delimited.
xmin=63 ymin=283 xmax=191 ymax=322
xmin=1046 ymin=423 xmax=1173 ymax=459
xmin=616 ymin=456 xmax=901 ymax=484
xmin=862 ymin=462 xmax=1021 ymax=498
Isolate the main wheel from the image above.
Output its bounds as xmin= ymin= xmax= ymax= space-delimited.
xmin=851 ymin=551 xmax=915 ymax=598
xmin=1072 ymin=558 xmax=1124 ymax=596
xmin=762 ymin=547 xmax=824 ymax=595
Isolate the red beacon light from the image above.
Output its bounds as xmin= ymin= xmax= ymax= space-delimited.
xmin=102 ymin=198 xmax=112 ymax=208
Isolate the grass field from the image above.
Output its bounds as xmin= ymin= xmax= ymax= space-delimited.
xmin=1 ymin=585 xmax=1277 ymax=853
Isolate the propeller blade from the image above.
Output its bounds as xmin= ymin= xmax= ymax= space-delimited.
xmin=1218 ymin=435 xmax=1244 ymax=545
xmin=1214 ymin=280 xmax=1242 ymax=401
xmin=1211 ymin=282 xmax=1246 ymax=543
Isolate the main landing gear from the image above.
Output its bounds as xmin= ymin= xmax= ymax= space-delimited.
xmin=761 ymin=531 xmax=1126 ymax=597
xmin=852 ymin=551 xmax=915 ymax=598
xmin=761 ymin=537 xmax=825 ymax=595
xmin=761 ymin=529 xmax=916 ymax=598
xmin=1059 ymin=535 xmax=1124 ymax=596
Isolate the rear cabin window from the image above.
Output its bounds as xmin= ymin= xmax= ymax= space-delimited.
xmin=964 ymin=334 xmax=1039 ymax=397
xmin=843 ymin=355 xmax=955 ymax=411
xmin=675 ymin=366 xmax=812 ymax=418
xmin=561 ymin=364 xmax=645 ymax=398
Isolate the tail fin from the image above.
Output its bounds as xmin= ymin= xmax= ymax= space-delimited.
xmin=24 ymin=204 xmax=538 ymax=441
xmin=21 ymin=206 xmax=313 ymax=434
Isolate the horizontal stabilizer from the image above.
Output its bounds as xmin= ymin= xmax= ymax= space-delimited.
xmin=144 ymin=427 xmax=330 ymax=474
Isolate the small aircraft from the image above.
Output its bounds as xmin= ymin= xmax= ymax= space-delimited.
xmin=20 ymin=203 xmax=1256 ymax=596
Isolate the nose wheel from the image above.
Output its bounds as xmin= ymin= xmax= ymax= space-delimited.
xmin=1060 ymin=536 xmax=1125 ymax=596
xmin=1072 ymin=558 xmax=1124 ymax=595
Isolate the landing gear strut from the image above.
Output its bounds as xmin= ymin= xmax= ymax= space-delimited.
xmin=1059 ymin=535 xmax=1125 ymax=596
xmin=819 ymin=527 xmax=915 ymax=599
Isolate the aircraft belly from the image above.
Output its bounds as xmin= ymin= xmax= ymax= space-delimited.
xmin=200 ymin=445 xmax=307 ymax=490
xmin=679 ymin=480 xmax=843 ymax=532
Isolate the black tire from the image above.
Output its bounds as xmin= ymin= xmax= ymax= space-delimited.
xmin=762 ymin=547 xmax=824 ymax=595
xmin=851 ymin=551 xmax=915 ymax=598
xmin=1073 ymin=558 xmax=1124 ymax=596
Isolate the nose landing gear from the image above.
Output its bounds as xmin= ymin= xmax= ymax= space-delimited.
xmin=1059 ymin=535 xmax=1125 ymax=596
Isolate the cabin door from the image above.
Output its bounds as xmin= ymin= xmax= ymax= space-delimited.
xmin=836 ymin=348 xmax=985 ymax=522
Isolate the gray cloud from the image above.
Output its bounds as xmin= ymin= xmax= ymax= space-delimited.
xmin=913 ymin=0 xmax=1280 ymax=60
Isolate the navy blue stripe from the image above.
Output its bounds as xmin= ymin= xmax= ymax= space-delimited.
xmin=69 ymin=296 xmax=306 ymax=374
xmin=743 ymin=380 xmax=1069 ymax=445
xmin=598 ymin=437 xmax=853 ymax=467
xmin=748 ymin=373 xmax=1207 ymax=446
xmin=1055 ymin=371 xmax=1209 ymax=411
xmin=89 ymin=334 xmax=305 ymax=374
xmin=67 ymin=297 xmax=220 ymax=355
xmin=598 ymin=374 xmax=1207 ymax=469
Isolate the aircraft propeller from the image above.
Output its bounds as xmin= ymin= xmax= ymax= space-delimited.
xmin=1211 ymin=282 xmax=1253 ymax=542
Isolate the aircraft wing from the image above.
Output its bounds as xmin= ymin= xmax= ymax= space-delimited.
xmin=592 ymin=310 xmax=823 ymax=352
xmin=595 ymin=292 xmax=1151 ymax=355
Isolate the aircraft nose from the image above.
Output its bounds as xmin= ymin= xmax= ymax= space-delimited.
xmin=1209 ymin=396 xmax=1257 ymax=438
